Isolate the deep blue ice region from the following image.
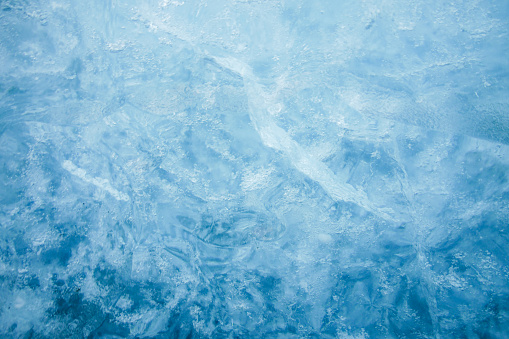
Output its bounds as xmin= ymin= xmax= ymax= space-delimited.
xmin=1 ymin=0 xmax=509 ymax=338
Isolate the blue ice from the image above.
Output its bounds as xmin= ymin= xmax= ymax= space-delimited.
xmin=1 ymin=0 xmax=508 ymax=337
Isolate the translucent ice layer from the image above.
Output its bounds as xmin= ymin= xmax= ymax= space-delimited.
xmin=1 ymin=0 xmax=508 ymax=337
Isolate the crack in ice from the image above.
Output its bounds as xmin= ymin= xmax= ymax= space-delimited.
xmin=212 ymin=56 xmax=398 ymax=222
xmin=62 ymin=160 xmax=130 ymax=202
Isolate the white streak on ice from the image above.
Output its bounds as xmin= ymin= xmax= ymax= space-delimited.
xmin=213 ymin=56 xmax=397 ymax=222
xmin=62 ymin=160 xmax=130 ymax=201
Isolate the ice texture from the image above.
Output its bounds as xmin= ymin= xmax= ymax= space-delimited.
xmin=1 ymin=0 xmax=508 ymax=338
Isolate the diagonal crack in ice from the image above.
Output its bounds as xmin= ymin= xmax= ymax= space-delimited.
xmin=62 ymin=160 xmax=130 ymax=202
xmin=212 ymin=56 xmax=398 ymax=222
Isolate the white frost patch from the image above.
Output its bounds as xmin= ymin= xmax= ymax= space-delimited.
xmin=241 ymin=167 xmax=273 ymax=191
xmin=62 ymin=160 xmax=129 ymax=201
xmin=106 ymin=40 xmax=128 ymax=53
xmin=14 ymin=296 xmax=26 ymax=309
xmin=116 ymin=295 xmax=133 ymax=310
xmin=317 ymin=233 xmax=333 ymax=244
xmin=160 ymin=0 xmax=184 ymax=6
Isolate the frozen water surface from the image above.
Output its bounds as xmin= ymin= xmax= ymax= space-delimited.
xmin=1 ymin=0 xmax=509 ymax=337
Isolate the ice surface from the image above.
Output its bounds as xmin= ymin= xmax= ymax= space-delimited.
xmin=1 ymin=0 xmax=509 ymax=337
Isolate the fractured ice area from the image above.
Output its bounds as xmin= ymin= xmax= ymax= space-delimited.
xmin=1 ymin=0 xmax=509 ymax=337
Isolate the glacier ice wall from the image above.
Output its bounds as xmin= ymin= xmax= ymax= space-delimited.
xmin=1 ymin=0 xmax=508 ymax=337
